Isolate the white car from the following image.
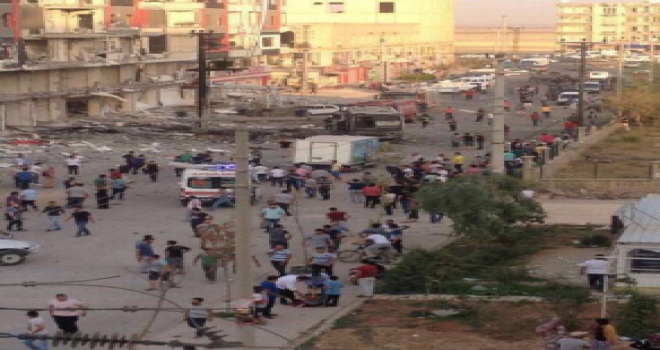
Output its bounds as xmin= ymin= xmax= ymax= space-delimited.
xmin=295 ymin=104 xmax=340 ymax=116
xmin=0 ymin=239 xmax=40 ymax=265
xmin=504 ymin=69 xmax=530 ymax=76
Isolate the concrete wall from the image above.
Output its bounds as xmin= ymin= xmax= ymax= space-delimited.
xmin=455 ymin=27 xmax=557 ymax=54
xmin=540 ymin=178 xmax=660 ymax=197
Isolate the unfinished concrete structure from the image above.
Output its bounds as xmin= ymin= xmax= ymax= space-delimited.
xmin=0 ymin=0 xmax=284 ymax=127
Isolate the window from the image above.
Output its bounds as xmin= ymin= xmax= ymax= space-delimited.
xmin=262 ymin=37 xmax=274 ymax=48
xmin=328 ymin=2 xmax=344 ymax=13
xmin=379 ymin=2 xmax=395 ymax=13
xmin=1 ymin=13 xmax=10 ymax=28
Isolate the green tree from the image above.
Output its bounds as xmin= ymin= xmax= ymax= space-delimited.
xmin=616 ymin=292 xmax=660 ymax=338
xmin=416 ymin=174 xmax=546 ymax=243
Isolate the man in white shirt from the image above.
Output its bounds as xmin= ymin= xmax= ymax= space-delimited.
xmin=365 ymin=233 xmax=392 ymax=258
xmin=578 ymin=254 xmax=610 ymax=292
xmin=269 ymin=166 xmax=286 ymax=187
xmin=24 ymin=310 xmax=49 ymax=350
xmin=65 ymin=155 xmax=81 ymax=176
xmin=275 ymin=275 xmax=310 ymax=305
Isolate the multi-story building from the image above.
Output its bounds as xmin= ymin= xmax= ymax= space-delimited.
xmin=557 ymin=0 xmax=660 ymax=49
xmin=455 ymin=27 xmax=557 ymax=54
xmin=267 ymin=0 xmax=454 ymax=87
xmin=0 ymin=0 xmax=284 ymax=126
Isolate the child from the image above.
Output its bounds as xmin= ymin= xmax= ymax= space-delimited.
xmin=324 ymin=276 xmax=344 ymax=307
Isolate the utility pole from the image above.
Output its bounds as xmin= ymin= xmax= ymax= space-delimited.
xmin=578 ymin=39 xmax=587 ymax=126
xmin=650 ymin=33 xmax=656 ymax=85
xmin=300 ymin=25 xmax=311 ymax=94
xmin=380 ymin=32 xmax=388 ymax=83
xmin=192 ymin=30 xmax=212 ymax=131
xmin=491 ymin=57 xmax=506 ymax=174
xmin=234 ymin=121 xmax=255 ymax=347
xmin=616 ymin=38 xmax=625 ymax=116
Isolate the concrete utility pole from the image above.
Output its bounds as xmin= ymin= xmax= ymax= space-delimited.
xmin=578 ymin=40 xmax=587 ymax=126
xmin=380 ymin=32 xmax=388 ymax=83
xmin=617 ymin=38 xmax=625 ymax=115
xmin=491 ymin=57 xmax=506 ymax=174
xmin=192 ymin=30 xmax=212 ymax=131
xmin=301 ymin=25 xmax=311 ymax=94
xmin=234 ymin=121 xmax=255 ymax=347
xmin=650 ymin=33 xmax=656 ymax=85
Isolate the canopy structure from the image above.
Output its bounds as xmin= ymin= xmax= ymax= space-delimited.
xmin=612 ymin=195 xmax=660 ymax=287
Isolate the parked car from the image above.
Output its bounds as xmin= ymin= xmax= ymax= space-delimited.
xmin=294 ymin=104 xmax=340 ymax=116
xmin=504 ymin=69 xmax=530 ymax=76
xmin=0 ymin=239 xmax=40 ymax=265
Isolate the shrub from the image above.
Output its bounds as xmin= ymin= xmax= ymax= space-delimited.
xmin=616 ymin=293 xmax=660 ymax=338
xmin=619 ymin=135 xmax=641 ymax=143
xmin=579 ymin=234 xmax=612 ymax=248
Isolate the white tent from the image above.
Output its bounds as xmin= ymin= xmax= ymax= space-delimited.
xmin=612 ymin=195 xmax=660 ymax=288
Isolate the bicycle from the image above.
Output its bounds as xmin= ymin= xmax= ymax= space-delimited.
xmin=337 ymin=243 xmax=392 ymax=264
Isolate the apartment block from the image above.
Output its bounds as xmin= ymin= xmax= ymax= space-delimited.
xmin=557 ymin=0 xmax=660 ymax=49
xmin=455 ymin=27 xmax=557 ymax=54
xmin=266 ymin=0 xmax=454 ymax=87
xmin=0 ymin=0 xmax=284 ymax=127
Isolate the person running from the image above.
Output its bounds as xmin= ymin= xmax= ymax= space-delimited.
xmin=261 ymin=203 xmax=286 ymax=231
xmin=190 ymin=208 xmax=210 ymax=237
xmin=146 ymin=254 xmax=170 ymax=291
xmin=193 ymin=248 xmax=219 ymax=283
xmin=110 ymin=177 xmax=128 ymax=200
xmin=48 ymin=294 xmax=85 ymax=334
xmin=136 ymin=235 xmax=155 ymax=273
xmin=362 ymin=184 xmax=381 ymax=209
xmin=184 ymin=298 xmax=213 ymax=338
xmin=20 ymin=188 xmax=39 ymax=211
xmin=165 ymin=240 xmax=191 ymax=275
xmin=42 ymin=201 xmax=65 ymax=232
xmin=65 ymin=206 xmax=94 ymax=237
xmin=308 ymin=247 xmax=336 ymax=276
xmin=145 ymin=160 xmax=159 ymax=182
xmin=268 ymin=244 xmax=291 ymax=277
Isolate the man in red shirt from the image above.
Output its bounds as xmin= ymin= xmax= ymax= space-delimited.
xmin=353 ymin=259 xmax=377 ymax=297
xmin=361 ymin=184 xmax=382 ymax=209
xmin=326 ymin=207 xmax=350 ymax=232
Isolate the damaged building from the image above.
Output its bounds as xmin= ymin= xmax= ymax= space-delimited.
xmin=0 ymin=0 xmax=454 ymax=128
xmin=0 ymin=0 xmax=285 ymax=126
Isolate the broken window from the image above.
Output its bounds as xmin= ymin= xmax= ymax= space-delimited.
xmin=328 ymin=2 xmax=344 ymax=13
xmin=1 ymin=13 xmax=10 ymax=28
xmin=149 ymin=35 xmax=167 ymax=54
xmin=78 ymin=14 xmax=94 ymax=30
xmin=261 ymin=37 xmax=274 ymax=48
xmin=379 ymin=2 xmax=395 ymax=13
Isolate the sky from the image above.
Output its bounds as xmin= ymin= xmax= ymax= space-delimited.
xmin=455 ymin=0 xmax=643 ymax=27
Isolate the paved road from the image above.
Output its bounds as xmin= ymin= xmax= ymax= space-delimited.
xmin=0 ymin=72 xmax=615 ymax=350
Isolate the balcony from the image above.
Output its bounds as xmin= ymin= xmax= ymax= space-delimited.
xmin=138 ymin=0 xmax=205 ymax=11
xmin=25 ymin=0 xmax=107 ymax=8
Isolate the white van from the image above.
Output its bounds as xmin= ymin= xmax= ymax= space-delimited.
xmin=179 ymin=165 xmax=237 ymax=206
xmin=589 ymin=71 xmax=610 ymax=80
xmin=557 ymin=92 xmax=580 ymax=105
xmin=583 ymin=81 xmax=602 ymax=94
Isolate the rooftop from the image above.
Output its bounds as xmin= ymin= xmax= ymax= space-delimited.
xmin=616 ymin=195 xmax=660 ymax=244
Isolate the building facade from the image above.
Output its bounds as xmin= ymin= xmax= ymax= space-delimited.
xmin=557 ymin=0 xmax=660 ymax=49
xmin=269 ymin=0 xmax=454 ymax=87
xmin=455 ymin=27 xmax=557 ymax=54
xmin=0 ymin=0 xmax=284 ymax=126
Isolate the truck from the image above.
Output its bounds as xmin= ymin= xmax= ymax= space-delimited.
xmin=327 ymin=106 xmax=404 ymax=140
xmin=380 ymin=91 xmax=422 ymax=122
xmin=293 ymin=135 xmax=379 ymax=170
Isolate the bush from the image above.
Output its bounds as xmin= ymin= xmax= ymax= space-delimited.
xmin=397 ymin=73 xmax=436 ymax=82
xmin=616 ymin=293 xmax=660 ymax=338
xmin=619 ymin=135 xmax=641 ymax=143
xmin=579 ymin=234 xmax=612 ymax=248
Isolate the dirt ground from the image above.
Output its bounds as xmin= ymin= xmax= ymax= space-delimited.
xmin=555 ymin=127 xmax=660 ymax=179
xmin=314 ymin=300 xmax=629 ymax=350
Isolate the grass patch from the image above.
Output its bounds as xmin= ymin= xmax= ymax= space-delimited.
xmin=379 ymin=225 xmax=592 ymax=301
xmin=555 ymin=127 xmax=660 ymax=179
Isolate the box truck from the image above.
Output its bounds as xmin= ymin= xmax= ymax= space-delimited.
xmin=293 ymin=135 xmax=379 ymax=170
